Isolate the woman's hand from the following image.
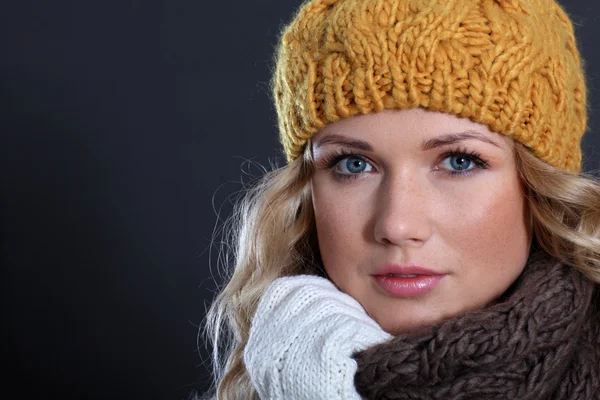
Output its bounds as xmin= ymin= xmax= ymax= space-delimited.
xmin=244 ymin=275 xmax=392 ymax=399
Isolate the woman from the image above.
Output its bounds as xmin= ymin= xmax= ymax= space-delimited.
xmin=204 ymin=0 xmax=600 ymax=398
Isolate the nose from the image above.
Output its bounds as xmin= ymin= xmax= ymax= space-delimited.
xmin=373 ymin=172 xmax=433 ymax=247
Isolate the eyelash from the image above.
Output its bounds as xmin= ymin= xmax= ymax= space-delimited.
xmin=319 ymin=147 xmax=490 ymax=182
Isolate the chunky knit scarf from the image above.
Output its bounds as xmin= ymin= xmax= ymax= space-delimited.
xmin=353 ymin=249 xmax=600 ymax=400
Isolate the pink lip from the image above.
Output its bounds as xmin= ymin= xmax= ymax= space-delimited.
xmin=372 ymin=263 xmax=446 ymax=298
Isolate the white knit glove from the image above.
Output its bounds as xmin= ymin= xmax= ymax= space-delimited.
xmin=243 ymin=275 xmax=392 ymax=399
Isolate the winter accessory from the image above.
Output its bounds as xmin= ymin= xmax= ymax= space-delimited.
xmin=273 ymin=0 xmax=587 ymax=172
xmin=354 ymin=248 xmax=600 ymax=399
xmin=243 ymin=275 xmax=392 ymax=399
xmin=244 ymin=248 xmax=599 ymax=399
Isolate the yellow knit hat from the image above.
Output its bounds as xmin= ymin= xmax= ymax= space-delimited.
xmin=273 ymin=0 xmax=587 ymax=172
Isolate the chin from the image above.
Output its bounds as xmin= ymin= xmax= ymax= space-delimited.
xmin=372 ymin=306 xmax=461 ymax=336
xmin=375 ymin=315 xmax=437 ymax=336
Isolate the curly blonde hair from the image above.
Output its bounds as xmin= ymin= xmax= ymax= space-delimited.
xmin=200 ymin=141 xmax=600 ymax=399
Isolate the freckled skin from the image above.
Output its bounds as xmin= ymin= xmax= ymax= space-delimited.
xmin=310 ymin=108 xmax=531 ymax=335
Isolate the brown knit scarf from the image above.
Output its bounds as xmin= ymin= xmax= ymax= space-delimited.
xmin=353 ymin=248 xmax=600 ymax=400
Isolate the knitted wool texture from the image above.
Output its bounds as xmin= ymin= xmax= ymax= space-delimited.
xmin=273 ymin=0 xmax=587 ymax=172
xmin=244 ymin=274 xmax=392 ymax=399
xmin=353 ymin=248 xmax=600 ymax=399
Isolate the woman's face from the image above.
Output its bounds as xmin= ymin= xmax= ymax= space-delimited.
xmin=310 ymin=108 xmax=531 ymax=335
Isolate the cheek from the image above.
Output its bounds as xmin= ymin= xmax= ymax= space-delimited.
xmin=442 ymin=172 xmax=530 ymax=278
xmin=311 ymin=178 xmax=373 ymax=278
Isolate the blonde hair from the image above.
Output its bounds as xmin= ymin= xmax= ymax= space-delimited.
xmin=201 ymin=141 xmax=600 ymax=399
xmin=201 ymin=150 xmax=317 ymax=400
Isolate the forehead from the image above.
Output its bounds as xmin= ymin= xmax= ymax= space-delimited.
xmin=311 ymin=108 xmax=514 ymax=151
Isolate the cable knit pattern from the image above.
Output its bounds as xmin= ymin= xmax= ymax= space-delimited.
xmin=353 ymin=248 xmax=600 ymax=399
xmin=273 ymin=0 xmax=587 ymax=172
xmin=244 ymin=275 xmax=392 ymax=399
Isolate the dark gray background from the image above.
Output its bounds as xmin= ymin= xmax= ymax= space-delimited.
xmin=1 ymin=1 xmax=598 ymax=399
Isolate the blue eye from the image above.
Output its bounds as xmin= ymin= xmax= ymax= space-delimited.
xmin=440 ymin=154 xmax=474 ymax=171
xmin=320 ymin=148 xmax=489 ymax=182
xmin=436 ymin=149 xmax=490 ymax=176
xmin=336 ymin=156 xmax=373 ymax=174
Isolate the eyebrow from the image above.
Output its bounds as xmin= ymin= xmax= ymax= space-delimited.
xmin=421 ymin=130 xmax=501 ymax=151
xmin=314 ymin=130 xmax=501 ymax=152
xmin=314 ymin=134 xmax=374 ymax=151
